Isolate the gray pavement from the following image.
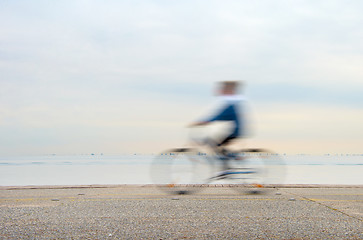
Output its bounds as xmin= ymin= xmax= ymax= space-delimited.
xmin=0 ymin=185 xmax=362 ymax=239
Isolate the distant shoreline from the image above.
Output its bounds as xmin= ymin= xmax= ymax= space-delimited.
xmin=1 ymin=184 xmax=362 ymax=190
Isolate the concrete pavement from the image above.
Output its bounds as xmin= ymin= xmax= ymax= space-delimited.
xmin=0 ymin=185 xmax=362 ymax=239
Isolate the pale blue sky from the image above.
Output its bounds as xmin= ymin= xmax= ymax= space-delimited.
xmin=1 ymin=0 xmax=363 ymax=155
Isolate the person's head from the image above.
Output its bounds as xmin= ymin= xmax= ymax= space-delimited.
xmin=218 ymin=81 xmax=242 ymax=96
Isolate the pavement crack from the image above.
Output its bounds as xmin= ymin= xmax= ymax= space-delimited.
xmin=281 ymin=189 xmax=362 ymax=222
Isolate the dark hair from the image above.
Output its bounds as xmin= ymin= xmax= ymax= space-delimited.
xmin=220 ymin=81 xmax=242 ymax=93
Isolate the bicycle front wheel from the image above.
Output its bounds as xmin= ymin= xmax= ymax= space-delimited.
xmin=150 ymin=148 xmax=212 ymax=194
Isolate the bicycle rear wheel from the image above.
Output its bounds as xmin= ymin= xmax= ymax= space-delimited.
xmin=150 ymin=148 xmax=212 ymax=194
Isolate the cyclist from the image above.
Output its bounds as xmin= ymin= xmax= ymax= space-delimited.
xmin=189 ymin=81 xmax=246 ymax=162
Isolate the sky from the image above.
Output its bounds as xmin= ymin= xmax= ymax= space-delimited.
xmin=1 ymin=0 xmax=363 ymax=155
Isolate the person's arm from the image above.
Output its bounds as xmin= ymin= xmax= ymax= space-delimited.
xmin=188 ymin=104 xmax=232 ymax=127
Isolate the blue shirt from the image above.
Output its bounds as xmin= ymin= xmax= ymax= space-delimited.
xmin=204 ymin=95 xmax=244 ymax=138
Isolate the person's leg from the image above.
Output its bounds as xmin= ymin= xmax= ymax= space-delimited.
xmin=217 ymin=135 xmax=235 ymax=147
xmin=216 ymin=135 xmax=237 ymax=170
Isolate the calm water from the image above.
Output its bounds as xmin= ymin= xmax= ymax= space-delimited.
xmin=0 ymin=154 xmax=362 ymax=186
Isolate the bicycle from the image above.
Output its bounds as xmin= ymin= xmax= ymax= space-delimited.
xmin=150 ymin=130 xmax=285 ymax=195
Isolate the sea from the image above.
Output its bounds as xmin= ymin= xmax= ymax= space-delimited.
xmin=0 ymin=154 xmax=362 ymax=186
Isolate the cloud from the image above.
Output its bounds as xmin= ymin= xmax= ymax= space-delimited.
xmin=1 ymin=0 xmax=362 ymax=154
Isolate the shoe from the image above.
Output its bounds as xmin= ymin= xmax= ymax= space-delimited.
xmin=215 ymin=169 xmax=230 ymax=179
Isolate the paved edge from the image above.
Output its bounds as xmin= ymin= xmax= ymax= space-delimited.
xmin=0 ymin=184 xmax=362 ymax=190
